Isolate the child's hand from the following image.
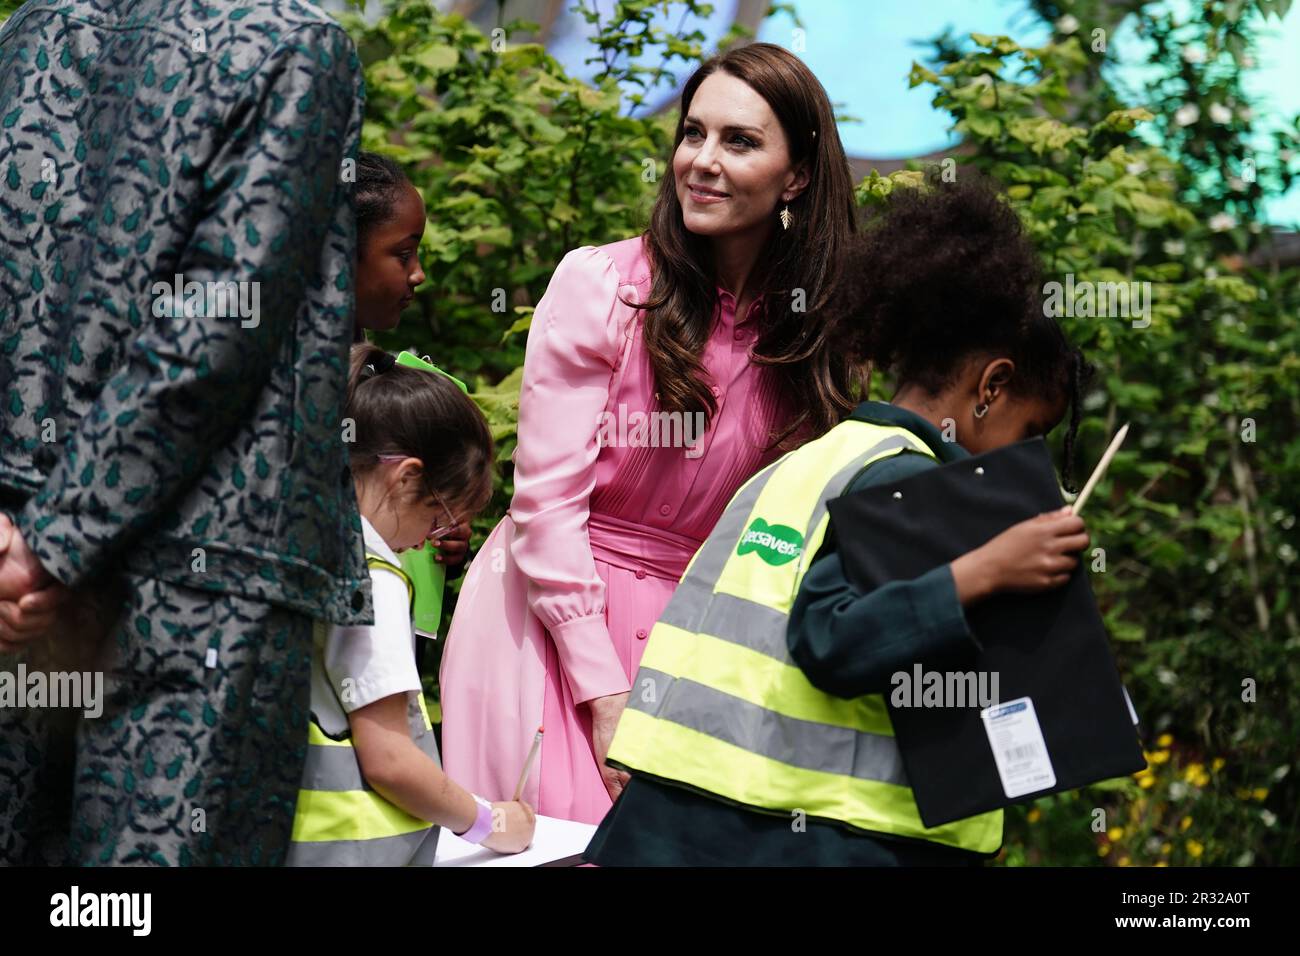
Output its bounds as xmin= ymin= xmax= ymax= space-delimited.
xmin=951 ymin=507 xmax=1089 ymax=604
xmin=432 ymin=521 xmax=470 ymax=566
xmin=482 ymin=800 xmax=536 ymax=854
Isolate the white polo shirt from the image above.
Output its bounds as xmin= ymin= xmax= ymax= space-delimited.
xmin=309 ymin=516 xmax=424 ymax=738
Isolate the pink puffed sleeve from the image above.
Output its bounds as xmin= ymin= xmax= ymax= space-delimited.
xmin=509 ymin=246 xmax=631 ymax=705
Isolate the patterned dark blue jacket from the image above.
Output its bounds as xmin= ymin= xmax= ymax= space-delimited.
xmin=0 ymin=0 xmax=374 ymax=625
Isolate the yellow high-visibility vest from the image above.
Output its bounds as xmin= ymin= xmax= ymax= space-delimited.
xmin=608 ymin=418 xmax=1004 ymax=854
xmin=288 ymin=553 xmax=441 ymax=866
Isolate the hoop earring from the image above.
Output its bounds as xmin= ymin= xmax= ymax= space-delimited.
xmin=974 ymin=402 xmax=989 ymax=419
xmin=779 ymin=204 xmax=792 ymax=230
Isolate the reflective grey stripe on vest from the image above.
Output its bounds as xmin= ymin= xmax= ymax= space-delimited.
xmin=634 ymin=667 xmax=909 ymax=786
xmin=659 ymin=433 xmax=921 ymax=663
xmin=303 ymin=702 xmax=440 ymax=792
xmin=292 ymin=708 xmax=442 ymax=867
xmin=628 ymin=432 xmax=926 ymax=788
xmin=287 ymin=825 xmax=441 ymax=867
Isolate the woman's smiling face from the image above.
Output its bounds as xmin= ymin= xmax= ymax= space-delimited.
xmin=672 ymin=71 xmax=808 ymax=238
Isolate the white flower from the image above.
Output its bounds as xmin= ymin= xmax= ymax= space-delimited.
xmin=1163 ymin=239 xmax=1186 ymax=256
xmin=1274 ymin=765 xmax=1291 ymax=781
xmin=1056 ymin=14 xmax=1080 ymax=35
xmin=1169 ymin=781 xmax=1188 ymax=799
xmin=1157 ymin=667 xmax=1178 ymax=686
xmin=1261 ymin=809 xmax=1277 ymax=827
xmin=1209 ymin=102 xmax=1233 ymax=124
xmin=1126 ymin=160 xmax=1148 ymax=175
xmin=1182 ymin=45 xmax=1207 ymax=63
xmin=1208 ymin=212 xmax=1237 ymax=232
xmin=1175 ymin=104 xmax=1200 ymax=126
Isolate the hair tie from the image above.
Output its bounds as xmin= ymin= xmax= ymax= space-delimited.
xmin=365 ymin=351 xmax=398 ymax=376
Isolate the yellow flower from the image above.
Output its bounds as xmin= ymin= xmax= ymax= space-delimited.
xmin=1107 ymin=826 xmax=1124 ymax=841
xmin=1154 ymin=861 xmax=1169 ymax=867
xmin=1140 ymin=775 xmax=1156 ymax=789
xmin=1161 ymin=844 xmax=1172 ymax=856
xmin=1253 ymin=788 xmax=1269 ymax=801
xmin=1211 ymin=758 xmax=1225 ymax=772
xmin=1180 ymin=816 xmax=1192 ymax=831
xmin=1118 ymin=856 xmax=1132 ymax=867
xmin=1098 ymin=844 xmax=1111 ymax=857
xmin=1187 ymin=840 xmax=1204 ymax=859
xmin=1157 ymin=733 xmax=1173 ymax=747
xmin=1027 ymin=808 xmax=1042 ymax=824
xmin=1150 ymin=750 xmax=1170 ymax=765
xmin=1183 ymin=762 xmax=1204 ymax=781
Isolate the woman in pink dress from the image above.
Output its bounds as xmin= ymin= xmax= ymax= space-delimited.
xmin=440 ymin=43 xmax=862 ymax=824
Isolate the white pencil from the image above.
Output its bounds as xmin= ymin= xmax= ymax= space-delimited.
xmin=1072 ymin=423 xmax=1129 ymax=515
xmin=513 ymin=726 xmax=544 ymax=801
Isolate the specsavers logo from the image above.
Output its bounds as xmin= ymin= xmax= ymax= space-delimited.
xmin=737 ymin=518 xmax=803 ymax=566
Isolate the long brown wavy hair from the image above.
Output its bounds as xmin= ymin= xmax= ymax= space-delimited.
xmin=634 ymin=42 xmax=862 ymax=446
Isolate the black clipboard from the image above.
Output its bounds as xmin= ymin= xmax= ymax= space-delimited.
xmin=826 ymin=437 xmax=1145 ymax=827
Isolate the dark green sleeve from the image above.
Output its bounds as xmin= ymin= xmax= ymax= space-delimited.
xmin=787 ymin=450 xmax=977 ymax=699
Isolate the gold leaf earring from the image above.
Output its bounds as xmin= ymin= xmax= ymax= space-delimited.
xmin=779 ymin=204 xmax=792 ymax=230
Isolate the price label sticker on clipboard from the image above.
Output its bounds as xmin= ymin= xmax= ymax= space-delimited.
xmin=981 ymin=697 xmax=1057 ymax=799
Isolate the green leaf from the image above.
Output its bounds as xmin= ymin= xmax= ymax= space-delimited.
xmin=1094 ymin=108 xmax=1155 ymax=134
xmin=500 ymin=308 xmax=534 ymax=344
xmin=412 ymin=44 xmax=459 ymax=73
xmin=963 ymin=110 xmax=1001 ymax=139
xmin=908 ymin=61 xmax=939 ymax=88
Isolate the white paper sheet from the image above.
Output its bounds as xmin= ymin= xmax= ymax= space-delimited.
xmin=433 ymin=814 xmax=597 ymax=867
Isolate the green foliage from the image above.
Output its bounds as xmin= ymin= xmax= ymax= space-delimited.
xmin=338 ymin=0 xmax=676 ymax=385
xmin=904 ymin=15 xmax=1297 ymax=865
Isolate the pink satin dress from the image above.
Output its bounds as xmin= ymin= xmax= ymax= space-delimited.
xmin=439 ymin=235 xmax=796 ymax=824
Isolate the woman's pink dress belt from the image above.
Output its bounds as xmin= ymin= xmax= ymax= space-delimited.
xmin=586 ymin=512 xmax=702 ymax=583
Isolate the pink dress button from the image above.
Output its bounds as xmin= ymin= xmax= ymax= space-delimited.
xmin=710 ymin=385 xmax=721 ymax=398
xmin=636 ymin=628 xmax=648 ymax=640
xmin=659 ymin=503 xmax=671 ymax=516
xmin=635 ymin=569 xmax=646 ymax=580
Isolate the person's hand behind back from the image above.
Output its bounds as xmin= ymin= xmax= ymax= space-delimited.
xmin=0 ymin=512 xmax=70 ymax=650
